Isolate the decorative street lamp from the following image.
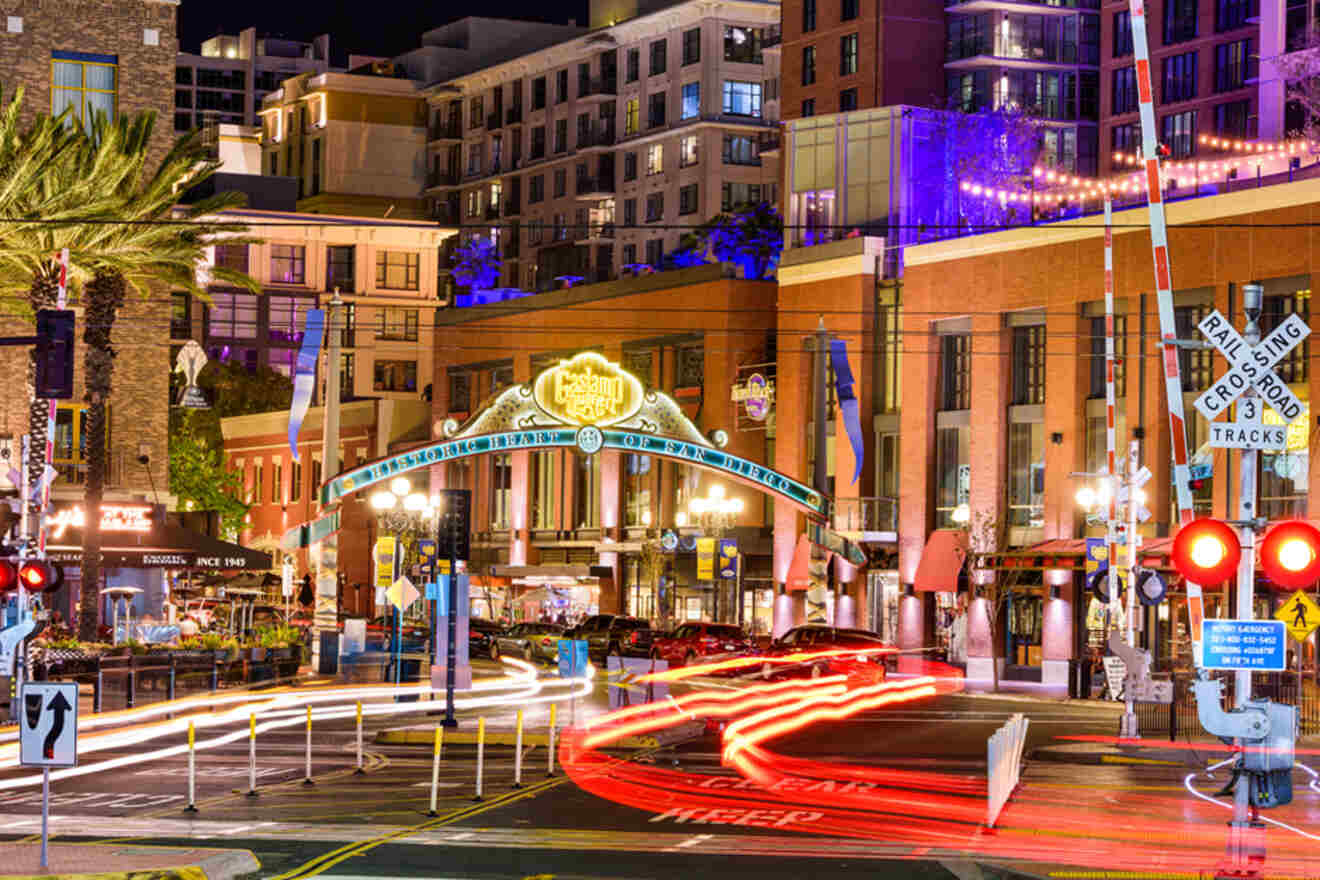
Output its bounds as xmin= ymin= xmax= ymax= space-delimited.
xmin=371 ymin=476 xmax=438 ymax=533
xmin=677 ymin=484 xmax=745 ymax=623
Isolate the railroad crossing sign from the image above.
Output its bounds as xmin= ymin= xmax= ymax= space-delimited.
xmin=1275 ymin=590 xmax=1320 ymax=643
xmin=1193 ymin=310 xmax=1309 ymax=449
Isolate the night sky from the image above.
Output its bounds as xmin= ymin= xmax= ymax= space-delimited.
xmin=178 ymin=0 xmax=590 ymax=62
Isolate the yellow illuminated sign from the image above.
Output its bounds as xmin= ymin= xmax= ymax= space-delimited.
xmin=374 ymin=536 xmax=397 ymax=590
xmin=532 ymin=352 xmax=643 ymax=427
xmin=1263 ymin=401 xmax=1310 ymax=452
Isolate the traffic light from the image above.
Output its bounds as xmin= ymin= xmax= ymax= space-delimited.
xmin=0 ymin=560 xmax=15 ymax=593
xmin=1171 ymin=518 xmax=1241 ymax=585
xmin=16 ymin=560 xmax=62 ymax=593
xmin=1259 ymin=520 xmax=1320 ymax=589
xmin=34 ymin=309 xmax=75 ymax=400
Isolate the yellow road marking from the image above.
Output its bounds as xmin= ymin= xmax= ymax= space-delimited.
xmin=1098 ymin=755 xmax=1183 ymax=766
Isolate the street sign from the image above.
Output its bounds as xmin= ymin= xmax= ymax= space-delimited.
xmin=1275 ymin=591 xmax=1320 ymax=643
xmin=19 ymin=682 xmax=77 ymax=767
xmin=1201 ymin=619 xmax=1287 ymax=671
xmin=1194 ymin=310 xmax=1309 ymax=426
xmin=1207 ymin=422 xmax=1286 ymax=450
xmin=557 ymin=639 xmax=589 ymax=677
xmin=387 ymin=576 xmax=419 ymax=612
xmin=281 ymin=559 xmax=294 ymax=598
xmin=436 ymin=489 xmax=471 ymax=562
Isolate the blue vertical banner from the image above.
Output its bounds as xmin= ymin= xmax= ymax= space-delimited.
xmin=829 ymin=338 xmax=865 ymax=484
xmin=718 ymin=539 xmax=739 ymax=578
xmin=287 ymin=309 xmax=325 ymax=461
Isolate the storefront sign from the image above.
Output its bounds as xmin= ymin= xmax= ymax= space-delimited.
xmin=718 ymin=539 xmax=738 ymax=578
xmin=326 ymin=429 xmax=824 ymax=515
xmin=47 ymin=504 xmax=153 ymax=540
xmin=731 ymin=373 xmax=774 ymax=421
xmin=374 ymin=537 xmax=397 ymax=590
xmin=533 ymin=352 xmax=643 ymax=426
xmin=696 ymin=538 xmax=716 ymax=580
xmin=174 ymin=340 xmax=209 ymax=409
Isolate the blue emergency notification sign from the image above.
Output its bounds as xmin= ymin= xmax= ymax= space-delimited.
xmin=1201 ymin=619 xmax=1286 ymax=671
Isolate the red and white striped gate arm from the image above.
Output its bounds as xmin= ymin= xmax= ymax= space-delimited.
xmin=1103 ymin=198 xmax=1121 ymax=608
xmin=1127 ymin=0 xmax=1204 ymax=663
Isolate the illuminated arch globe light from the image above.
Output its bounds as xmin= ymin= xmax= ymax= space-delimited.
xmin=1259 ymin=520 xmax=1320 ymax=589
xmin=370 ymin=491 xmax=397 ymax=511
xmin=390 ymin=477 xmax=413 ymax=497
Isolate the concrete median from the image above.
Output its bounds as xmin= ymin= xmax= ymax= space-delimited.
xmin=0 ymin=842 xmax=260 ymax=880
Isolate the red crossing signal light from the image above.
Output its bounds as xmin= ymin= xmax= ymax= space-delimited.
xmin=0 ymin=560 xmax=15 ymax=593
xmin=1171 ymin=519 xmax=1241 ymax=585
xmin=17 ymin=561 xmax=62 ymax=593
xmin=1259 ymin=521 xmax=1320 ymax=590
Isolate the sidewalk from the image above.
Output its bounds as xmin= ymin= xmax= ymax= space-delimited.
xmin=0 ymin=842 xmax=259 ymax=879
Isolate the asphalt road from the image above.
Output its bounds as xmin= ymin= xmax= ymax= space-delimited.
xmin=0 ymin=666 xmax=1239 ymax=879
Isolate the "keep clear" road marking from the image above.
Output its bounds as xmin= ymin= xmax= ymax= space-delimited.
xmin=649 ymin=807 xmax=824 ymax=827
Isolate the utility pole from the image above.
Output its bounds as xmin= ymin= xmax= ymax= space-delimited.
xmin=311 ymin=289 xmax=343 ymax=674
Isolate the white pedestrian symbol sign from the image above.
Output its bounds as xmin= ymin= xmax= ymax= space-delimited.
xmin=1193 ymin=310 xmax=1309 ymax=449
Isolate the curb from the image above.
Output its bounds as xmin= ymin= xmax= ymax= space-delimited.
xmin=0 ymin=846 xmax=260 ymax=880
xmin=374 ymin=728 xmax=660 ymax=749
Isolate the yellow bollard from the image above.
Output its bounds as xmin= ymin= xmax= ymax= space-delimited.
xmin=427 ymin=726 xmax=443 ymax=816
xmin=246 ymin=712 xmax=258 ymax=797
xmin=303 ymin=705 xmax=315 ymax=786
xmin=184 ymin=721 xmax=197 ymax=813
xmin=473 ymin=717 xmax=486 ymax=801
xmin=513 ymin=708 xmax=524 ymax=788
xmin=354 ymin=700 xmax=364 ymax=775
xmin=547 ymin=703 xmax=557 ymax=777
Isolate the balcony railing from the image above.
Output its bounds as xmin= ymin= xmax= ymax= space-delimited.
xmin=429 ymin=120 xmax=461 ymax=140
xmin=578 ymin=78 xmax=618 ymax=100
xmin=578 ymin=122 xmax=617 ymax=149
xmin=427 ymin=170 xmax=460 ymax=187
xmin=832 ymin=497 xmax=898 ymax=534
xmin=576 ymin=174 xmax=615 ymax=195
xmin=431 ymin=203 xmax=459 ymax=224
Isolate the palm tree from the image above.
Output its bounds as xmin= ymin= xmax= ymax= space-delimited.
xmin=69 ymin=113 xmax=257 ymax=639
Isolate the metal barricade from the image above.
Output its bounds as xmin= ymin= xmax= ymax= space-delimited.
xmin=986 ymin=712 xmax=1029 ymax=827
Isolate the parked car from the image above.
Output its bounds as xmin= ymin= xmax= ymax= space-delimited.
xmin=651 ymin=622 xmax=751 ymax=667
xmin=468 ymin=618 xmax=506 ymax=659
xmin=491 ymin=622 xmax=566 ymax=663
xmin=365 ymin=615 xmax=429 ymax=650
xmin=758 ymin=625 xmax=890 ymax=681
xmin=567 ymin=614 xmax=654 ymax=660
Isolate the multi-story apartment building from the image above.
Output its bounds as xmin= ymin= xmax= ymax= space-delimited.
xmin=174 ymin=28 xmax=335 ymax=132
xmin=424 ymin=0 xmax=782 ymax=289
xmin=778 ymin=0 xmax=946 ymax=121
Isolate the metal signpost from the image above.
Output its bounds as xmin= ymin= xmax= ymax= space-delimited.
xmin=19 ymin=681 xmax=77 ymax=870
xmin=436 ymin=489 xmax=470 ymax=728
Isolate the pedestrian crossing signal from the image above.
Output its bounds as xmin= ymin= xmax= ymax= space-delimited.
xmin=1260 ymin=521 xmax=1320 ymax=590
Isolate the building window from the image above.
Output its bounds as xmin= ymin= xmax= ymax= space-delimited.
xmin=721 ymin=80 xmax=762 ymax=116
xmin=449 ymin=371 xmax=472 ymax=411
xmin=722 ymin=134 xmax=758 ymax=165
xmin=554 ymin=168 xmax=567 ymax=197
xmin=290 ymin=458 xmax=302 ymax=502
xmin=680 ymin=135 xmax=699 ymax=167
xmin=373 ymin=359 xmax=418 ymax=393
xmin=556 ymin=69 xmax=569 ymax=103
xmin=376 ymin=307 xmax=419 ymax=341
xmin=646 ymin=143 xmax=664 ymax=175
xmin=578 ymin=62 xmax=591 ymax=98
xmin=207 ymin=292 xmax=258 ymax=339
xmin=623 ymin=198 xmax=637 ymax=226
xmin=679 ymin=183 xmax=698 ymax=215
xmin=214 ymin=243 xmax=249 ymax=274
xmin=252 ymin=462 xmax=264 ymax=505
xmin=645 ymin=238 xmax=663 ymax=267
xmin=531 ymin=450 xmax=558 ymax=529
xmin=1217 ymin=0 xmax=1251 ymax=32
xmin=491 ymin=453 xmax=512 ymax=529
xmin=681 ymin=82 xmax=700 ymax=119
xmin=803 ymin=0 xmax=817 ymax=32
xmin=529 ymin=175 xmax=544 ymax=203
xmin=939 ymin=334 xmax=970 ymax=410
xmin=648 ymin=91 xmax=666 ymax=128
xmin=1160 ymin=109 xmax=1197 ymax=157
xmin=375 ymin=251 xmax=420 ymax=290
xmin=532 ymin=76 xmax=546 ymax=110
xmin=531 ymin=126 xmax=546 ymax=158
xmin=1214 ymin=99 xmax=1251 ymax=137
xmin=1113 ymin=66 xmax=1138 ymax=114
xmin=724 ymin=26 xmax=762 ymax=63
xmin=491 ymin=364 xmax=514 ymax=391
xmin=468 ymin=96 xmax=483 ymax=128
xmin=683 ymin=28 xmax=701 ymax=65
xmin=573 ymin=453 xmax=600 ymax=528
xmin=1260 ymin=290 xmax=1310 ymax=385
xmin=318 ymin=246 xmax=352 ymax=296
xmin=801 ymin=98 xmax=815 ymax=117
xmin=842 ymin=0 xmax=859 ymax=20
xmin=272 ymin=460 xmax=283 ymax=504
xmin=1006 ymin=422 xmax=1045 ymax=527
xmin=625 ymin=98 xmax=639 ymax=135
xmin=934 ymin=426 xmax=969 ymax=528
xmin=839 ymin=87 xmax=858 ymax=111
xmin=1163 ymin=50 xmax=1198 ymax=103
xmin=802 ymin=46 xmax=816 ymax=86
xmin=52 ymin=51 xmax=117 ymax=128
xmin=338 ymin=352 xmax=355 ymax=399
xmin=624 ymin=152 xmax=638 ymax=180
xmin=1088 ymin=315 xmax=1127 ymax=398
xmin=269 ymin=295 xmax=312 ymax=344
xmin=1215 ymin=38 xmax=1253 ymax=92
xmin=626 ymin=48 xmax=640 ymax=83
xmin=1113 ymin=10 xmax=1132 ymax=57
xmin=650 ymin=40 xmax=667 ymax=76
xmin=1010 ymin=325 xmax=1045 ymax=405
xmin=171 ymin=292 xmax=191 ymax=338
xmin=554 ymin=118 xmax=568 ymax=153
xmin=1175 ymin=304 xmax=1213 ymax=391
xmin=1163 ymin=0 xmax=1198 ymax=43
xmin=720 ymin=182 xmax=761 ymax=211
xmin=624 ymin=453 xmax=652 ymax=526
xmin=840 ymin=34 xmax=858 ymax=76
xmin=270 ymin=244 xmax=306 ymax=284
xmin=646 ymin=192 xmax=664 ymax=222
xmin=1112 ymin=121 xmax=1140 ymax=154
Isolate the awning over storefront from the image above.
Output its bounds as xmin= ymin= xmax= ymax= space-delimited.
xmin=490 ymin=564 xmax=593 ymax=580
xmin=913 ymin=529 xmax=967 ymax=592
xmin=981 ymin=538 xmax=1088 ymax=572
xmin=47 ymin=523 xmax=272 ymax=571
